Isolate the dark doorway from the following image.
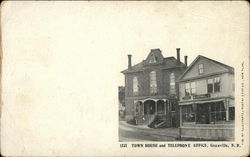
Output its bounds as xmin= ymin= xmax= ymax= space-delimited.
xmin=157 ymin=100 xmax=165 ymax=114
xmin=171 ymin=115 xmax=177 ymax=127
xmin=196 ymin=104 xmax=210 ymax=124
xmin=144 ymin=100 xmax=156 ymax=115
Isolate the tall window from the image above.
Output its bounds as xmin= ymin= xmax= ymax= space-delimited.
xmin=198 ymin=64 xmax=204 ymax=74
xmin=185 ymin=83 xmax=191 ymax=96
xmin=191 ymin=82 xmax=196 ymax=95
xmin=214 ymin=77 xmax=220 ymax=92
xmin=207 ymin=77 xmax=220 ymax=93
xmin=133 ymin=76 xmax=138 ymax=94
xmin=150 ymin=71 xmax=157 ymax=94
xmin=170 ymin=73 xmax=176 ymax=94
xmin=185 ymin=82 xmax=196 ymax=96
xmin=207 ymin=78 xmax=213 ymax=93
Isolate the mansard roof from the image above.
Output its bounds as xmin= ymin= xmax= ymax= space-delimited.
xmin=121 ymin=50 xmax=186 ymax=74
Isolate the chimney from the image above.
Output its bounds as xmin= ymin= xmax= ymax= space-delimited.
xmin=128 ymin=54 xmax=132 ymax=69
xmin=184 ymin=56 xmax=188 ymax=66
xmin=176 ymin=48 xmax=180 ymax=62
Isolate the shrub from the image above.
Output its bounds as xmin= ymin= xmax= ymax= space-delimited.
xmin=126 ymin=117 xmax=137 ymax=125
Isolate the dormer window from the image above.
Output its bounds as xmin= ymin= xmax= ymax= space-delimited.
xmin=149 ymin=55 xmax=157 ymax=63
xmin=198 ymin=64 xmax=204 ymax=74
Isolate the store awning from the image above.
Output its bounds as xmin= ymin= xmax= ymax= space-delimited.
xmin=194 ymin=99 xmax=225 ymax=104
xmin=179 ymin=101 xmax=194 ymax=106
xmin=179 ymin=98 xmax=226 ymax=106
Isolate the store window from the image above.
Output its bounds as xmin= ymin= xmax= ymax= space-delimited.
xmin=182 ymin=105 xmax=195 ymax=122
xmin=210 ymin=101 xmax=226 ymax=123
xmin=150 ymin=71 xmax=157 ymax=94
xmin=229 ymin=107 xmax=235 ymax=120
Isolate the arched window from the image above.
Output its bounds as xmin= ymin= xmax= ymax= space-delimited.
xmin=149 ymin=55 xmax=156 ymax=63
xmin=133 ymin=76 xmax=138 ymax=94
xmin=170 ymin=73 xmax=176 ymax=94
xmin=150 ymin=71 xmax=157 ymax=94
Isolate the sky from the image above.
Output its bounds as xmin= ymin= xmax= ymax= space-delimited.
xmin=1 ymin=1 xmax=249 ymax=156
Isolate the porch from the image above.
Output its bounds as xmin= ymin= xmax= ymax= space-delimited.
xmin=134 ymin=99 xmax=177 ymax=127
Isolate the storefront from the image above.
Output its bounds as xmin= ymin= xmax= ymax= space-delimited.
xmin=180 ymin=98 xmax=234 ymax=125
xmin=179 ymin=98 xmax=235 ymax=140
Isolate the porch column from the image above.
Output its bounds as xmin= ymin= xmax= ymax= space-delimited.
xmin=155 ymin=100 xmax=157 ymax=115
xmin=180 ymin=106 xmax=182 ymax=127
xmin=166 ymin=99 xmax=169 ymax=113
xmin=193 ymin=103 xmax=197 ymax=123
xmin=142 ymin=102 xmax=144 ymax=115
xmin=164 ymin=101 xmax=167 ymax=114
xmin=134 ymin=101 xmax=137 ymax=116
xmin=225 ymin=99 xmax=229 ymax=121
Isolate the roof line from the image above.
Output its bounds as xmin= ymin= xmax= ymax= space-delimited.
xmin=179 ymin=55 xmax=234 ymax=80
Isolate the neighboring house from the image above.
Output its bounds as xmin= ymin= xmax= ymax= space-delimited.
xmin=118 ymin=86 xmax=125 ymax=119
xmin=178 ymin=55 xmax=235 ymax=140
xmin=121 ymin=48 xmax=187 ymax=127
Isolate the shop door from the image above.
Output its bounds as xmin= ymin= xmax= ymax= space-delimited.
xmin=197 ymin=104 xmax=210 ymax=124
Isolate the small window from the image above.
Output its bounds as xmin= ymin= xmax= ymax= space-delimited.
xmin=207 ymin=79 xmax=213 ymax=93
xmin=198 ymin=64 xmax=204 ymax=74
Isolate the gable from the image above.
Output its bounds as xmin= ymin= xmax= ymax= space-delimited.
xmin=182 ymin=57 xmax=230 ymax=80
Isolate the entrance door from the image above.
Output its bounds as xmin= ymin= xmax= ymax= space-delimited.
xmin=171 ymin=115 xmax=176 ymax=127
xmin=144 ymin=100 xmax=156 ymax=115
xmin=197 ymin=104 xmax=209 ymax=124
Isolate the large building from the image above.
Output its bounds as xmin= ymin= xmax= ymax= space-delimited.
xmin=178 ymin=55 xmax=235 ymax=140
xmin=121 ymin=48 xmax=187 ymax=127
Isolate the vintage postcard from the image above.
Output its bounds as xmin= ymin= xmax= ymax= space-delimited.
xmin=1 ymin=1 xmax=249 ymax=156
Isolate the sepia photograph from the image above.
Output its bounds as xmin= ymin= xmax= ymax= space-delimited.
xmin=1 ymin=1 xmax=249 ymax=156
xmin=119 ymin=48 xmax=235 ymax=141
